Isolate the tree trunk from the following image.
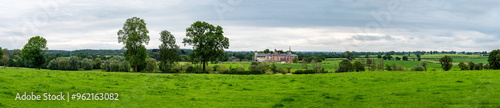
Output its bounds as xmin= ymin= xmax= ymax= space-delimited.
xmin=135 ymin=64 xmax=138 ymax=72
xmin=203 ymin=62 xmax=206 ymax=73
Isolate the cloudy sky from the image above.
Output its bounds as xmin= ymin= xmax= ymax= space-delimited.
xmin=1 ymin=0 xmax=499 ymax=52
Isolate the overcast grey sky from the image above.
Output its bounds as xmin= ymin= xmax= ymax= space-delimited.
xmin=1 ymin=0 xmax=499 ymax=52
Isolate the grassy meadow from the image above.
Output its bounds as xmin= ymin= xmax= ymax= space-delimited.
xmin=1 ymin=68 xmax=499 ymax=107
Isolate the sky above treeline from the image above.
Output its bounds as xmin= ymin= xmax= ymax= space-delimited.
xmin=1 ymin=0 xmax=499 ymax=52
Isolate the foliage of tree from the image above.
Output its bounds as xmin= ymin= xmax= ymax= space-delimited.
xmin=395 ymin=57 xmax=401 ymax=60
xmin=458 ymin=61 xmax=468 ymax=70
xmin=159 ymin=30 xmax=180 ymax=72
xmin=117 ymin=17 xmax=150 ymax=72
xmin=488 ymin=49 xmax=500 ymax=69
xmin=383 ymin=52 xmax=392 ymax=60
xmin=21 ymin=36 xmax=48 ymax=69
xmin=421 ymin=61 xmax=427 ymax=71
xmin=336 ymin=60 xmax=353 ymax=73
xmin=93 ymin=58 xmax=103 ymax=69
xmin=2 ymin=48 xmax=8 ymax=68
xmin=81 ymin=58 xmax=93 ymax=70
xmin=353 ymin=61 xmax=365 ymax=72
xmin=183 ymin=21 xmax=229 ymax=73
xmin=417 ymin=54 xmax=421 ymax=61
xmin=292 ymin=57 xmax=298 ymax=63
xmin=144 ymin=58 xmax=157 ymax=72
xmin=475 ymin=63 xmax=484 ymax=70
xmin=68 ymin=56 xmax=81 ymax=71
xmin=346 ymin=51 xmax=354 ymax=61
xmin=468 ymin=61 xmax=475 ymax=70
xmin=385 ymin=64 xmax=393 ymax=71
xmin=402 ymin=56 xmax=408 ymax=61
xmin=439 ymin=55 xmax=453 ymax=71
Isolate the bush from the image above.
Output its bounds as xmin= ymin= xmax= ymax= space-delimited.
xmin=218 ymin=65 xmax=228 ymax=73
xmin=336 ymin=60 xmax=353 ymax=73
xmin=119 ymin=61 xmax=130 ymax=72
xmin=236 ymin=65 xmax=245 ymax=72
xmin=205 ymin=65 xmax=214 ymax=74
xmin=468 ymin=61 xmax=475 ymax=70
xmin=294 ymin=70 xmax=316 ymax=74
xmin=278 ymin=67 xmax=286 ymax=74
xmin=413 ymin=65 xmax=425 ymax=71
xmin=353 ymin=61 xmax=365 ymax=72
xmin=395 ymin=57 xmax=401 ymax=60
xmin=81 ymin=58 xmax=93 ymax=70
xmin=385 ymin=64 xmax=393 ymax=71
xmin=475 ymin=63 xmax=484 ymax=70
xmin=93 ymin=58 xmax=103 ymax=69
xmin=144 ymin=58 xmax=157 ymax=72
xmin=458 ymin=61 xmax=468 ymax=70
xmin=186 ymin=66 xmax=195 ymax=73
xmin=102 ymin=58 xmax=129 ymax=72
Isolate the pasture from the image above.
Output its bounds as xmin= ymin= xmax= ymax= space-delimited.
xmin=1 ymin=68 xmax=499 ymax=107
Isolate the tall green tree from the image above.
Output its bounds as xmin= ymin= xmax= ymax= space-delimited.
xmin=21 ymin=36 xmax=48 ymax=69
xmin=117 ymin=17 xmax=150 ymax=72
xmin=159 ymin=30 xmax=181 ymax=72
xmin=2 ymin=48 xmax=9 ymax=68
xmin=183 ymin=21 xmax=229 ymax=73
xmin=439 ymin=55 xmax=453 ymax=71
xmin=346 ymin=51 xmax=354 ymax=61
xmin=488 ymin=49 xmax=500 ymax=69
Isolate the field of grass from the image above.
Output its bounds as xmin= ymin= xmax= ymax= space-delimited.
xmin=1 ymin=68 xmax=500 ymax=107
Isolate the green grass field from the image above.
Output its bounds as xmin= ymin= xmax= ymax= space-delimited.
xmin=1 ymin=68 xmax=500 ymax=107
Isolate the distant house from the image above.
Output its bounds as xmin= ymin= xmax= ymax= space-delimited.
xmin=254 ymin=47 xmax=297 ymax=63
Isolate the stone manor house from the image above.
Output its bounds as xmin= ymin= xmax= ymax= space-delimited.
xmin=254 ymin=47 xmax=298 ymax=63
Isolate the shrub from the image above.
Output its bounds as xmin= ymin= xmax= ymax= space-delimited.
xmin=353 ymin=61 xmax=365 ymax=72
xmin=144 ymin=58 xmax=157 ymax=72
xmin=270 ymin=63 xmax=278 ymax=73
xmin=475 ymin=63 xmax=484 ymax=70
xmin=205 ymin=65 xmax=214 ymax=74
xmin=186 ymin=66 xmax=195 ymax=73
xmin=119 ymin=61 xmax=130 ymax=72
xmin=395 ymin=57 xmax=401 ymax=60
xmin=413 ymin=65 xmax=425 ymax=71
xmin=336 ymin=60 xmax=353 ymax=73
xmin=468 ymin=61 xmax=475 ymax=70
xmin=485 ymin=64 xmax=490 ymax=70
xmin=218 ymin=65 xmax=228 ymax=73
xmin=395 ymin=66 xmax=404 ymax=71
xmin=294 ymin=70 xmax=316 ymax=74
xmin=458 ymin=61 xmax=468 ymax=70
xmin=385 ymin=64 xmax=393 ymax=71
xmin=236 ymin=65 xmax=245 ymax=72
xmin=81 ymin=58 xmax=93 ymax=70
xmin=278 ymin=67 xmax=286 ymax=74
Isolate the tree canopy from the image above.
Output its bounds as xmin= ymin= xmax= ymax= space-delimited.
xmin=439 ymin=55 xmax=453 ymax=71
xmin=159 ymin=30 xmax=181 ymax=72
xmin=21 ymin=36 xmax=48 ymax=69
xmin=117 ymin=17 xmax=150 ymax=72
xmin=183 ymin=21 xmax=229 ymax=73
